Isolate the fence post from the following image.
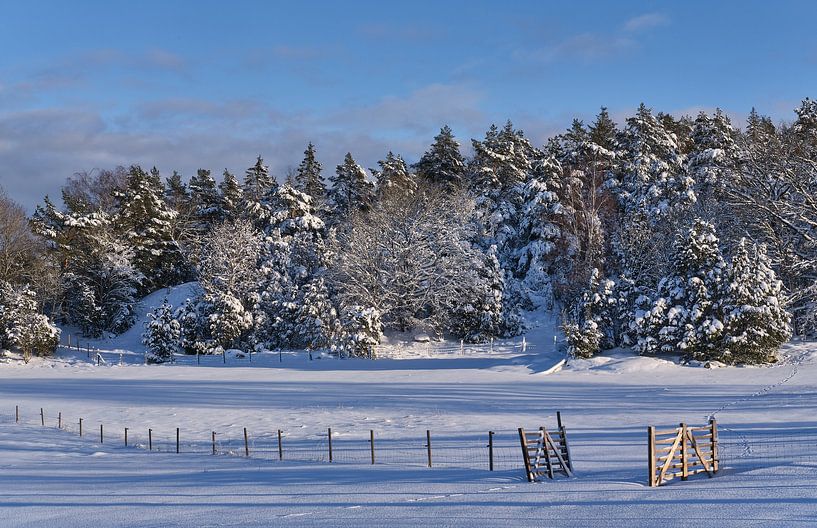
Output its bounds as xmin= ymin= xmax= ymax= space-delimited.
xmin=522 ymin=336 xmax=527 ymax=353
xmin=277 ymin=429 xmax=283 ymax=460
xmin=460 ymin=339 xmax=464 ymax=355
xmin=40 ymin=408 xmax=44 ymax=426
xmin=328 ymin=428 xmax=333 ymax=463
xmin=100 ymin=424 xmax=103 ymax=443
xmin=212 ymin=431 xmax=216 ymax=455
xmin=519 ymin=427 xmax=532 ymax=482
xmin=370 ymin=430 xmax=375 ymax=464
xmin=15 ymin=405 xmax=18 ymax=423
xmin=148 ymin=428 xmax=152 ymax=451
xmin=222 ymin=349 xmax=226 ymax=364
xmin=426 ymin=430 xmax=432 ymax=468
xmin=125 ymin=427 xmax=129 ymax=447
xmin=244 ymin=427 xmax=249 ymax=457
xmin=648 ymin=426 xmax=656 ymax=487
xmin=710 ymin=418 xmax=719 ymax=473
xmin=58 ymin=412 xmax=62 ymax=429
xmin=680 ymin=422 xmax=688 ymax=481
xmin=488 ymin=431 xmax=494 ymax=471
xmin=176 ymin=428 xmax=180 ymax=454
xmin=79 ymin=418 xmax=83 ymax=437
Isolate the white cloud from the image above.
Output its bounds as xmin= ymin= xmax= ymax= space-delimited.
xmin=623 ymin=13 xmax=669 ymax=32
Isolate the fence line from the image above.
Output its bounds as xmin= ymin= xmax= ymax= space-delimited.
xmin=6 ymin=404 xmax=525 ymax=472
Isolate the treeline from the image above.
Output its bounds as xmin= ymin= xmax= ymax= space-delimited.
xmin=2 ymin=99 xmax=816 ymax=364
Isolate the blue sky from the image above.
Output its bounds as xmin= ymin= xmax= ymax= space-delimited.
xmin=1 ymin=0 xmax=816 ymax=208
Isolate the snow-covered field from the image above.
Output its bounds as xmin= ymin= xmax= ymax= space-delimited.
xmin=1 ymin=294 xmax=816 ymax=526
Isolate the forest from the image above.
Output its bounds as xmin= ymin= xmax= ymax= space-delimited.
xmin=2 ymin=100 xmax=815 ymax=364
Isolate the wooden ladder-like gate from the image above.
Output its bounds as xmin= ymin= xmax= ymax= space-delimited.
xmin=518 ymin=413 xmax=573 ymax=482
xmin=648 ymin=419 xmax=719 ymax=487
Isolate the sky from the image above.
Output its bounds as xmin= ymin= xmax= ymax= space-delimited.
xmin=1 ymin=0 xmax=816 ymax=209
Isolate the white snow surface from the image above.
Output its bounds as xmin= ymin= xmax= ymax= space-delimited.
xmin=1 ymin=292 xmax=816 ymax=526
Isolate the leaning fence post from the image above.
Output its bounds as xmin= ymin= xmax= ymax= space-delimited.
xmin=680 ymin=422 xmax=688 ymax=481
xmin=148 ymin=428 xmax=152 ymax=451
xmin=648 ymin=426 xmax=656 ymax=487
xmin=710 ymin=418 xmax=719 ymax=473
xmin=243 ymin=427 xmax=249 ymax=457
xmin=176 ymin=428 xmax=180 ymax=453
xmin=370 ymin=430 xmax=375 ymax=464
xmin=328 ymin=428 xmax=333 ymax=463
xmin=277 ymin=429 xmax=283 ymax=460
xmin=212 ymin=431 xmax=217 ymax=455
xmin=488 ymin=431 xmax=494 ymax=471
xmin=40 ymin=408 xmax=44 ymax=426
xmin=426 ymin=430 xmax=432 ymax=468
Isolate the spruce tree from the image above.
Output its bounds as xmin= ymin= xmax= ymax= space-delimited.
xmin=373 ymin=152 xmax=417 ymax=200
xmin=143 ymin=299 xmax=180 ymax=363
xmin=219 ymin=169 xmax=243 ymax=220
xmin=293 ymin=143 xmax=326 ymax=206
xmin=327 ymin=152 xmax=374 ymax=222
xmin=414 ymin=125 xmax=466 ymax=189
xmin=188 ymin=169 xmax=222 ymax=229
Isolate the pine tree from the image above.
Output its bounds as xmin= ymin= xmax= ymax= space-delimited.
xmin=219 ymin=169 xmax=243 ymax=220
xmin=293 ymin=143 xmax=326 ymax=206
xmin=327 ymin=152 xmax=374 ymax=222
xmin=339 ymin=306 xmax=382 ymax=358
xmin=165 ymin=171 xmax=190 ymax=212
xmin=188 ymin=169 xmax=222 ymax=229
xmin=142 ymin=299 xmax=180 ymax=363
xmin=722 ymin=239 xmax=791 ymax=363
xmin=292 ymin=277 xmax=341 ymax=350
xmin=414 ymin=125 xmax=466 ymax=189
xmin=116 ymin=165 xmax=183 ymax=290
xmin=0 ymin=281 xmax=60 ymax=362
xmin=373 ymin=152 xmax=417 ymax=200
xmin=635 ymin=220 xmax=727 ymax=359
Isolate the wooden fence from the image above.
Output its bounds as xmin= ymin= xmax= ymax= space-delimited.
xmin=648 ymin=419 xmax=719 ymax=487
xmin=518 ymin=412 xmax=573 ymax=482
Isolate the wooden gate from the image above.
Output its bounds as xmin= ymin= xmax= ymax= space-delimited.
xmin=519 ymin=414 xmax=573 ymax=482
xmin=648 ymin=419 xmax=719 ymax=487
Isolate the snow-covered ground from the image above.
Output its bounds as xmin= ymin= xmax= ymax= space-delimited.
xmin=1 ymin=296 xmax=816 ymax=526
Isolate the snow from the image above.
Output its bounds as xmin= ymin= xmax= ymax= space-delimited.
xmin=2 ymin=303 xmax=817 ymax=525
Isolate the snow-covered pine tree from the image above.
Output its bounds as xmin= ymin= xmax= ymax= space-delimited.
xmin=292 ymin=277 xmax=341 ymax=351
xmin=615 ymin=103 xmax=695 ymax=219
xmin=243 ymin=156 xmax=277 ymax=221
xmin=116 ymin=166 xmax=183 ymax=290
xmin=174 ymin=297 xmax=208 ymax=355
xmin=293 ymin=143 xmax=327 ymax=208
xmin=327 ymin=152 xmax=374 ymax=223
xmin=721 ymin=239 xmax=791 ymax=363
xmin=339 ymin=306 xmax=382 ymax=358
xmin=188 ymin=169 xmax=222 ymax=229
xmin=165 ymin=171 xmax=190 ymax=212
xmin=562 ymin=268 xmax=615 ymax=358
xmin=414 ymin=125 xmax=466 ymax=189
xmin=373 ymin=152 xmax=417 ymax=200
xmin=207 ymin=291 xmax=252 ymax=353
xmin=142 ymin=299 xmax=180 ymax=363
xmin=0 ymin=281 xmax=60 ymax=362
xmin=635 ymin=219 xmax=727 ymax=360
xmin=219 ymin=169 xmax=243 ymax=221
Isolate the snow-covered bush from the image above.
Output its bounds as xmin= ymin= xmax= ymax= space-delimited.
xmin=142 ymin=299 xmax=180 ymax=363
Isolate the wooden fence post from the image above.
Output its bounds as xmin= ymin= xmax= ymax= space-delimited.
xmin=176 ymin=428 xmax=180 ymax=453
xmin=58 ymin=412 xmax=62 ymax=429
xmin=680 ymin=423 xmax=688 ymax=481
xmin=40 ymin=408 xmax=44 ymax=426
xmin=426 ymin=430 xmax=432 ymax=468
xmin=648 ymin=426 xmax=656 ymax=487
xmin=710 ymin=418 xmax=719 ymax=473
xmin=277 ymin=429 xmax=283 ymax=460
xmin=370 ymin=430 xmax=375 ymax=464
xmin=100 ymin=424 xmax=103 ymax=443
xmin=79 ymin=418 xmax=83 ymax=437
xmin=328 ymin=428 xmax=333 ymax=463
xmin=15 ymin=405 xmax=18 ymax=423
xmin=212 ymin=431 xmax=216 ymax=455
xmin=244 ymin=427 xmax=249 ymax=457
xmin=488 ymin=431 xmax=494 ymax=471
xmin=518 ymin=427 xmax=532 ymax=482
xmin=148 ymin=428 xmax=152 ymax=451
xmin=125 ymin=428 xmax=129 ymax=446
